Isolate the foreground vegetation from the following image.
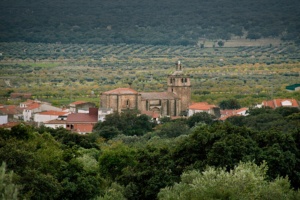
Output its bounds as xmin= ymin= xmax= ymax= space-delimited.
xmin=1 ymin=107 xmax=300 ymax=199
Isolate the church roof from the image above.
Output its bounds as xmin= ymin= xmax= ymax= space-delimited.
xmin=102 ymin=88 xmax=138 ymax=95
xmin=140 ymin=92 xmax=179 ymax=100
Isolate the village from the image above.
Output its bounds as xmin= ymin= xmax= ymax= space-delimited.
xmin=1 ymin=62 xmax=300 ymax=134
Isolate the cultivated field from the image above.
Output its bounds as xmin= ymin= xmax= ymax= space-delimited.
xmin=0 ymin=42 xmax=299 ymax=107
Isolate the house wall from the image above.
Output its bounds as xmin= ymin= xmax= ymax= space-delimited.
xmin=23 ymin=104 xmax=62 ymax=122
xmin=70 ymin=102 xmax=96 ymax=113
xmin=0 ymin=115 xmax=8 ymax=125
xmin=23 ymin=109 xmax=33 ymax=121
xmin=188 ymin=109 xmax=210 ymax=117
xmin=98 ymin=108 xmax=113 ymax=121
xmin=34 ymin=114 xmax=61 ymax=123
xmin=44 ymin=123 xmax=66 ymax=129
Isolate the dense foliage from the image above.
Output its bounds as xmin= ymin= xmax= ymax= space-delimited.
xmin=0 ymin=0 xmax=300 ymax=45
xmin=158 ymin=162 xmax=300 ymax=200
xmin=0 ymin=106 xmax=300 ymax=199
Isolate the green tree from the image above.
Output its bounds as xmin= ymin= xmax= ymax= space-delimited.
xmin=95 ymin=110 xmax=154 ymax=137
xmin=155 ymin=121 xmax=189 ymax=138
xmin=219 ymin=99 xmax=241 ymax=110
xmin=217 ymin=40 xmax=224 ymax=47
xmin=186 ymin=112 xmax=215 ymax=128
xmin=158 ymin=162 xmax=299 ymax=200
xmin=99 ymin=142 xmax=137 ymax=180
xmin=0 ymin=162 xmax=20 ymax=200
xmin=120 ymin=145 xmax=177 ymax=200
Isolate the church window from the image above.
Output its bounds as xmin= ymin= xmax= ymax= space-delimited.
xmin=126 ymin=99 xmax=130 ymax=107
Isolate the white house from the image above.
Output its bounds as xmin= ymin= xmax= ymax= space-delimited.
xmin=44 ymin=119 xmax=67 ymax=129
xmin=34 ymin=110 xmax=70 ymax=126
xmin=0 ymin=115 xmax=8 ymax=125
xmin=220 ymin=107 xmax=249 ymax=121
xmin=256 ymin=99 xmax=299 ymax=109
xmin=188 ymin=102 xmax=221 ymax=118
xmin=22 ymin=101 xmax=63 ymax=122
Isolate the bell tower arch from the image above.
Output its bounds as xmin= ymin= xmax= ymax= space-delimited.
xmin=167 ymin=61 xmax=191 ymax=114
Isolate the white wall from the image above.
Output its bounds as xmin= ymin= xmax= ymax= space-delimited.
xmin=44 ymin=123 xmax=66 ymax=129
xmin=0 ymin=115 xmax=8 ymax=125
xmin=188 ymin=109 xmax=209 ymax=117
xmin=34 ymin=114 xmax=61 ymax=123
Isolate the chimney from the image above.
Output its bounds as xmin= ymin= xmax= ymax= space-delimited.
xmin=89 ymin=107 xmax=98 ymax=116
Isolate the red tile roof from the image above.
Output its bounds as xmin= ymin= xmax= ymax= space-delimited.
xmin=220 ymin=108 xmax=248 ymax=116
xmin=38 ymin=111 xmax=68 ymax=116
xmin=0 ymin=122 xmax=21 ymax=128
xmin=262 ymin=99 xmax=299 ymax=109
xmin=67 ymin=113 xmax=98 ymax=123
xmin=189 ymin=102 xmax=216 ymax=110
xmin=0 ymin=105 xmax=23 ymax=115
xmin=26 ymin=103 xmax=40 ymax=110
xmin=103 ymin=88 xmax=138 ymax=95
xmin=44 ymin=119 xmax=67 ymax=124
xmin=140 ymin=92 xmax=178 ymax=100
xmin=220 ymin=107 xmax=248 ymax=121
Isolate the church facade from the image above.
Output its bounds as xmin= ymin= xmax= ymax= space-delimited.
xmin=100 ymin=61 xmax=191 ymax=117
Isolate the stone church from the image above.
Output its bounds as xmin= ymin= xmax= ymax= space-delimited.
xmin=100 ymin=61 xmax=191 ymax=117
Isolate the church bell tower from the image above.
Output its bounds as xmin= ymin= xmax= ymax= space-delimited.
xmin=167 ymin=61 xmax=191 ymax=114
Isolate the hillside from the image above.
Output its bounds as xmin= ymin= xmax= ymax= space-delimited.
xmin=0 ymin=0 xmax=299 ymax=45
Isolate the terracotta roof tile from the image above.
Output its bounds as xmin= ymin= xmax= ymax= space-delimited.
xmin=262 ymin=99 xmax=299 ymax=108
xmin=37 ymin=111 xmax=69 ymax=116
xmin=67 ymin=113 xmax=98 ymax=123
xmin=44 ymin=119 xmax=67 ymax=124
xmin=189 ymin=102 xmax=216 ymax=110
xmin=220 ymin=107 xmax=248 ymax=121
xmin=0 ymin=105 xmax=23 ymax=115
xmin=103 ymin=88 xmax=138 ymax=95
xmin=0 ymin=122 xmax=21 ymax=128
xmin=26 ymin=103 xmax=40 ymax=110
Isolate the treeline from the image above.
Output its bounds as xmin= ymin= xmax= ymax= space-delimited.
xmin=1 ymin=107 xmax=300 ymax=199
xmin=0 ymin=0 xmax=300 ymax=45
